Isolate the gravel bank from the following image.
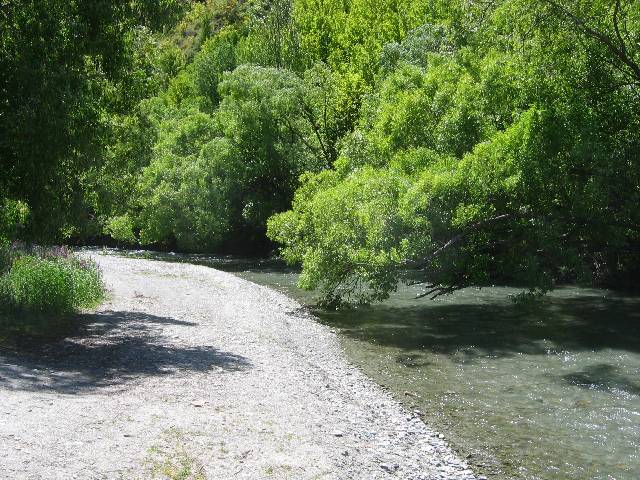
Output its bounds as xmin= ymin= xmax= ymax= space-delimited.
xmin=0 ymin=254 xmax=477 ymax=479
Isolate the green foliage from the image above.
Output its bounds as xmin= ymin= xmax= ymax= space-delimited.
xmin=293 ymin=0 xmax=435 ymax=77
xmin=268 ymin=0 xmax=640 ymax=303
xmin=136 ymin=135 xmax=234 ymax=252
xmin=0 ymin=0 xmax=188 ymax=241
xmin=8 ymin=0 xmax=638 ymax=304
xmin=192 ymin=29 xmax=239 ymax=110
xmin=269 ymin=167 xmax=409 ymax=305
xmin=0 ymin=199 xmax=29 ymax=244
xmin=105 ymin=215 xmax=138 ymax=245
xmin=237 ymin=0 xmax=307 ymax=70
xmin=104 ymin=51 xmax=346 ymax=253
xmin=0 ymin=250 xmax=105 ymax=336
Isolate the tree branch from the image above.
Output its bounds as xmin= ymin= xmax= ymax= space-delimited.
xmin=283 ymin=117 xmax=322 ymax=157
xmin=300 ymin=101 xmax=332 ymax=166
xmin=407 ymin=213 xmax=515 ymax=269
xmin=539 ymin=0 xmax=640 ymax=83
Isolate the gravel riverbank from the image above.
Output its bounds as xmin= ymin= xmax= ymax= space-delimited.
xmin=0 ymin=254 xmax=477 ymax=479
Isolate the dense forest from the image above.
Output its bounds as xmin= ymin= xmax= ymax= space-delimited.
xmin=2 ymin=0 xmax=639 ymax=304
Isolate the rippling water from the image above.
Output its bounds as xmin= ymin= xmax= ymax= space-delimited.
xmin=108 ymin=250 xmax=640 ymax=480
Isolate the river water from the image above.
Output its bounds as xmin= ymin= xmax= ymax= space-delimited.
xmin=110 ymin=251 xmax=640 ymax=480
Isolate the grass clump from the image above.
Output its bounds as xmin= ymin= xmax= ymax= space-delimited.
xmin=0 ymin=244 xmax=104 ymax=337
xmin=146 ymin=428 xmax=207 ymax=480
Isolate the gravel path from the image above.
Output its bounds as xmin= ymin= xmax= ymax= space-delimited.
xmin=0 ymin=254 xmax=477 ymax=480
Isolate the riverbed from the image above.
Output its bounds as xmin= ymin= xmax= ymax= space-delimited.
xmin=109 ymin=251 xmax=640 ymax=479
xmin=2 ymin=253 xmax=477 ymax=479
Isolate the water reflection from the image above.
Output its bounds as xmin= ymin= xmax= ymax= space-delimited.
xmin=312 ymin=290 xmax=640 ymax=480
xmin=316 ymin=294 xmax=640 ymax=358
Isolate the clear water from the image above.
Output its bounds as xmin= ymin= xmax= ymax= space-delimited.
xmin=106 ymin=250 xmax=640 ymax=479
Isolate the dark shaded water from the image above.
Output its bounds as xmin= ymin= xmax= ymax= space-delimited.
xmin=104 ymin=250 xmax=640 ymax=479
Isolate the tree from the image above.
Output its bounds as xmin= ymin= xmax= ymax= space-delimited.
xmin=268 ymin=0 xmax=640 ymax=304
xmin=120 ymin=62 xmax=344 ymax=253
xmin=0 ymin=0 xmax=186 ymax=240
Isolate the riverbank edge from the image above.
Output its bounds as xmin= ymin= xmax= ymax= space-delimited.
xmin=96 ymin=251 xmax=479 ymax=479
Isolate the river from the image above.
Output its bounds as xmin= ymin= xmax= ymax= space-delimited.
xmin=108 ymin=250 xmax=640 ymax=480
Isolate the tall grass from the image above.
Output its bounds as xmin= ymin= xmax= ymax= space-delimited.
xmin=0 ymin=245 xmax=105 ymax=337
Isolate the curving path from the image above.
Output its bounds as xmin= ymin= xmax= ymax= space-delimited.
xmin=0 ymin=254 xmax=476 ymax=479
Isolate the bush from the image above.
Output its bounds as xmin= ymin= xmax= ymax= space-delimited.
xmin=0 ymin=199 xmax=29 ymax=244
xmin=0 ymin=250 xmax=104 ymax=336
xmin=0 ymin=242 xmax=13 ymax=274
xmin=105 ymin=214 xmax=138 ymax=244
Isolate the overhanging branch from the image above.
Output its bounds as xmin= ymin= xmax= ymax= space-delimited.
xmin=539 ymin=0 xmax=640 ymax=83
xmin=407 ymin=213 xmax=515 ymax=269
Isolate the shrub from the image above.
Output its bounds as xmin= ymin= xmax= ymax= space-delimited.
xmin=0 ymin=199 xmax=29 ymax=245
xmin=105 ymin=214 xmax=138 ymax=244
xmin=0 ymin=242 xmax=12 ymax=274
xmin=2 ymin=256 xmax=104 ymax=314
xmin=0 ymin=250 xmax=104 ymax=336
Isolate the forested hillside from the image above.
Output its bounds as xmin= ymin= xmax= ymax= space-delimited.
xmin=2 ymin=0 xmax=639 ymax=303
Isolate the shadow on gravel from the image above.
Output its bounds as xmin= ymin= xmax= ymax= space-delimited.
xmin=0 ymin=310 xmax=250 ymax=394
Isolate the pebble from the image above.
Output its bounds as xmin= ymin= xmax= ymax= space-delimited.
xmin=380 ymin=463 xmax=399 ymax=473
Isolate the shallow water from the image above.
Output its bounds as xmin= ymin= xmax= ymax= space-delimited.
xmin=106 ymin=250 xmax=640 ymax=479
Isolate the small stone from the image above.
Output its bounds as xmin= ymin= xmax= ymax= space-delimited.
xmin=438 ymin=434 xmax=445 ymax=439
xmin=191 ymin=400 xmax=206 ymax=407
xmin=331 ymin=430 xmax=344 ymax=437
xmin=380 ymin=463 xmax=399 ymax=473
